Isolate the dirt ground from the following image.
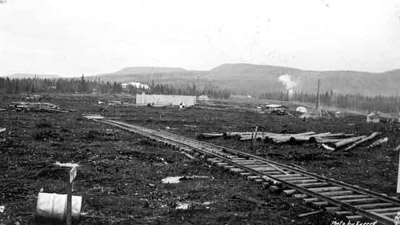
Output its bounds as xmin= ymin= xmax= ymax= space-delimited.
xmin=1 ymin=94 xmax=399 ymax=224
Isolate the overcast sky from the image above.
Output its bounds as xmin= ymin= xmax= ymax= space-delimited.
xmin=0 ymin=0 xmax=400 ymax=76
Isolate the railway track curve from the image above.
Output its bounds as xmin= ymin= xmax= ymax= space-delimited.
xmin=95 ymin=118 xmax=400 ymax=225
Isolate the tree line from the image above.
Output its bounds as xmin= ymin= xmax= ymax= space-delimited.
xmin=261 ymin=91 xmax=400 ymax=113
xmin=0 ymin=75 xmax=124 ymax=94
xmin=3 ymin=75 xmax=398 ymax=112
xmin=0 ymin=76 xmax=231 ymax=98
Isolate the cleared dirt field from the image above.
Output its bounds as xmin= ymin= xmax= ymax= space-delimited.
xmin=1 ymin=94 xmax=399 ymax=224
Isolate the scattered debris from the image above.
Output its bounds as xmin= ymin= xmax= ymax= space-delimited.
xmin=6 ymin=102 xmax=64 ymax=113
xmin=54 ymin=161 xmax=80 ymax=168
xmin=175 ymin=202 xmax=189 ymax=210
xmin=297 ymin=210 xmax=324 ymax=218
xmin=162 ymin=176 xmax=182 ymax=184
xmin=182 ymin=153 xmax=195 ymax=160
xmin=82 ymin=114 xmax=105 ymax=120
xmin=161 ymin=175 xmax=211 ymax=184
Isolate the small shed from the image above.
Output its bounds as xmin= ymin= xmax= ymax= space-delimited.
xmin=366 ymin=112 xmax=380 ymax=123
xmin=265 ymin=104 xmax=288 ymax=115
xmin=197 ymin=95 xmax=210 ymax=101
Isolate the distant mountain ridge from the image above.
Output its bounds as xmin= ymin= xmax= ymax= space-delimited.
xmin=114 ymin=67 xmax=187 ymax=75
xmin=90 ymin=64 xmax=400 ymax=96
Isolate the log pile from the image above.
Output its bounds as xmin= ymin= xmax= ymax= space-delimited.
xmin=6 ymin=102 xmax=64 ymax=113
xmin=198 ymin=130 xmax=384 ymax=152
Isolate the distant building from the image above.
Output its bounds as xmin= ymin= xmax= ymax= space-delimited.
xmin=136 ymin=93 xmax=196 ymax=107
xmin=197 ymin=95 xmax=210 ymax=101
xmin=121 ymin=82 xmax=150 ymax=90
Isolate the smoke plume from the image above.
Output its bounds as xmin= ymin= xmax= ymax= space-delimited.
xmin=278 ymin=74 xmax=296 ymax=98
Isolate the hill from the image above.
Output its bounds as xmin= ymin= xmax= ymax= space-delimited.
xmin=89 ymin=64 xmax=400 ymax=96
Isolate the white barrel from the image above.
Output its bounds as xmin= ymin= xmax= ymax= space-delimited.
xmin=36 ymin=193 xmax=82 ymax=224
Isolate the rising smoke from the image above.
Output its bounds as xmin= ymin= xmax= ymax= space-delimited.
xmin=278 ymin=74 xmax=296 ymax=98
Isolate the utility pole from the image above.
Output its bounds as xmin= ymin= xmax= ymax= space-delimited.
xmin=316 ymin=80 xmax=321 ymax=117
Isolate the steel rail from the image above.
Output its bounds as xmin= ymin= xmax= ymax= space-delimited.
xmin=96 ymin=119 xmax=398 ymax=224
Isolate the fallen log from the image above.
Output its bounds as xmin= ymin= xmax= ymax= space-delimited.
xmin=266 ymin=132 xmax=316 ymax=144
xmin=289 ymin=132 xmax=332 ymax=143
xmin=321 ymin=144 xmax=335 ymax=151
xmin=196 ymin=133 xmax=224 ymax=140
xmin=315 ymin=137 xmax=352 ymax=144
xmin=324 ymin=135 xmax=367 ymax=149
xmin=343 ymin=132 xmax=380 ymax=151
xmin=367 ymin=137 xmax=388 ymax=149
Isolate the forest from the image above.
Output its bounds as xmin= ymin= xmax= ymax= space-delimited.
xmin=1 ymin=75 xmax=400 ymax=113
xmin=0 ymin=76 xmax=231 ymax=99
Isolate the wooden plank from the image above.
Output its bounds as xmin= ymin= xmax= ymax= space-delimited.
xmin=341 ymin=198 xmax=378 ymax=204
xmin=250 ymin=167 xmax=279 ymax=171
xmin=334 ymin=211 xmax=353 ymax=215
xmin=379 ymin=212 xmax=399 ymax=217
xmin=303 ymin=198 xmax=319 ymax=203
xmin=230 ymin=168 xmax=245 ymax=173
xmin=70 ymin=166 xmax=77 ymax=183
xmin=312 ymin=201 xmax=329 ymax=207
xmin=282 ymin=189 xmax=297 ymax=196
xmin=319 ymin=191 xmax=353 ymax=196
xmin=308 ymin=187 xmax=342 ymax=192
xmin=231 ymin=161 xmax=263 ymax=165
xmin=261 ymin=171 xmax=284 ymax=176
xmin=66 ymin=174 xmax=72 ymax=225
xmin=277 ymin=176 xmax=310 ymax=181
xmin=293 ymin=194 xmax=308 ymax=198
xmin=369 ymin=207 xmax=400 ymax=213
xmin=346 ymin=215 xmax=363 ymax=220
xmin=289 ymin=179 xmax=319 ymax=184
xmin=331 ymin=195 xmax=368 ymax=200
xmin=271 ymin=174 xmax=303 ymax=178
xmin=297 ymin=182 xmax=329 ymax=188
xmin=247 ymin=176 xmax=262 ymax=180
xmin=357 ymin=203 xmax=393 ymax=209
xmin=325 ymin=207 xmax=340 ymax=211
xmin=253 ymin=179 xmax=264 ymax=183
xmin=297 ymin=210 xmax=324 ymax=218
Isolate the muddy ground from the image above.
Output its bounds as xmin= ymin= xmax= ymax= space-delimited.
xmin=1 ymin=94 xmax=399 ymax=224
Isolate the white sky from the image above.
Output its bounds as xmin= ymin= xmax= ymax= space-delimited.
xmin=0 ymin=0 xmax=400 ymax=76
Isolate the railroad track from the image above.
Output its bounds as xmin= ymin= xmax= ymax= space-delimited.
xmin=95 ymin=118 xmax=400 ymax=225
